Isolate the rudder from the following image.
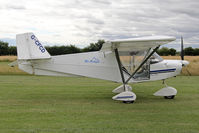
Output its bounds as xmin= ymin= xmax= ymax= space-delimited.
xmin=16 ymin=33 xmax=51 ymax=60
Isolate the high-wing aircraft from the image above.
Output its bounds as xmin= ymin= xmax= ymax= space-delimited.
xmin=10 ymin=33 xmax=189 ymax=103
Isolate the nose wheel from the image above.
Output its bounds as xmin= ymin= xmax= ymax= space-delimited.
xmin=164 ymin=95 xmax=175 ymax=99
xmin=153 ymin=80 xmax=177 ymax=99
xmin=123 ymin=101 xmax=134 ymax=104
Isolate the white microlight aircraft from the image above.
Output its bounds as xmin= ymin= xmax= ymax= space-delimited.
xmin=10 ymin=33 xmax=189 ymax=103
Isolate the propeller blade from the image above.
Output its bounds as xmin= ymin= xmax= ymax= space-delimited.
xmin=181 ymin=36 xmax=184 ymax=60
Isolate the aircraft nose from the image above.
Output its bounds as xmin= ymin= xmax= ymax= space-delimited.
xmin=181 ymin=60 xmax=189 ymax=66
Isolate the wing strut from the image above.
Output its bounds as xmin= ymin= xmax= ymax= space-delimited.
xmin=115 ymin=48 xmax=126 ymax=90
xmin=114 ymin=45 xmax=160 ymax=87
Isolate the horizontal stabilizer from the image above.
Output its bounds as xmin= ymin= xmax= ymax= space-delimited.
xmin=8 ymin=60 xmax=18 ymax=67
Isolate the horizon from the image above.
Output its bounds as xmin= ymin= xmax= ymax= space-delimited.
xmin=0 ymin=36 xmax=198 ymax=51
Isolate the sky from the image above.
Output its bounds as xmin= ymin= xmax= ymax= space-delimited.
xmin=0 ymin=0 xmax=199 ymax=50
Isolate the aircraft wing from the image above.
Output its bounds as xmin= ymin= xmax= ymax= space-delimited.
xmin=100 ymin=36 xmax=176 ymax=52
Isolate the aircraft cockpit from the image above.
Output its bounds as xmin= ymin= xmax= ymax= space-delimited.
xmin=119 ymin=50 xmax=163 ymax=81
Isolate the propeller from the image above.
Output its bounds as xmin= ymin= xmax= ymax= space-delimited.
xmin=180 ymin=36 xmax=189 ymax=66
xmin=180 ymin=36 xmax=191 ymax=75
xmin=181 ymin=36 xmax=184 ymax=60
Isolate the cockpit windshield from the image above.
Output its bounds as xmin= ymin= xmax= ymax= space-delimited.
xmin=150 ymin=52 xmax=163 ymax=64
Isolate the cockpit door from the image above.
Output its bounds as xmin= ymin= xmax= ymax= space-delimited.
xmin=119 ymin=50 xmax=150 ymax=81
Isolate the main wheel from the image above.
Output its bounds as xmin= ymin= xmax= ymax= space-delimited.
xmin=123 ymin=101 xmax=134 ymax=104
xmin=164 ymin=95 xmax=175 ymax=99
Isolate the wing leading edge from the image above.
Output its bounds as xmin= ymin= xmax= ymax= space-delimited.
xmin=100 ymin=36 xmax=176 ymax=52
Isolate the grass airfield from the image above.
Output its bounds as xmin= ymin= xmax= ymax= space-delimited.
xmin=0 ymin=75 xmax=199 ymax=133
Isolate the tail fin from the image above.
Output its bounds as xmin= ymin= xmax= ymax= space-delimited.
xmin=16 ymin=33 xmax=51 ymax=60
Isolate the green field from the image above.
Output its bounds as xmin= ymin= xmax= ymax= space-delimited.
xmin=0 ymin=75 xmax=199 ymax=133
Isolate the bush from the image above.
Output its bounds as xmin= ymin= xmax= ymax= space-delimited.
xmin=169 ymin=48 xmax=176 ymax=56
xmin=157 ymin=47 xmax=170 ymax=56
xmin=157 ymin=47 xmax=177 ymax=56
xmin=184 ymin=47 xmax=194 ymax=56
xmin=0 ymin=41 xmax=9 ymax=55
xmin=45 ymin=45 xmax=81 ymax=55
xmin=82 ymin=40 xmax=105 ymax=52
xmin=8 ymin=46 xmax=17 ymax=55
xmin=193 ymin=48 xmax=199 ymax=56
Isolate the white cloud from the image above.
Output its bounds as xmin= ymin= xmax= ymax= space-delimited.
xmin=0 ymin=0 xmax=198 ymax=48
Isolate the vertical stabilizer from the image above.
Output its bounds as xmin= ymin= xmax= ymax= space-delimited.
xmin=16 ymin=33 xmax=51 ymax=60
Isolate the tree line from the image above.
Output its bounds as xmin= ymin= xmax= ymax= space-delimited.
xmin=156 ymin=47 xmax=199 ymax=56
xmin=0 ymin=40 xmax=199 ymax=56
xmin=0 ymin=40 xmax=104 ymax=56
